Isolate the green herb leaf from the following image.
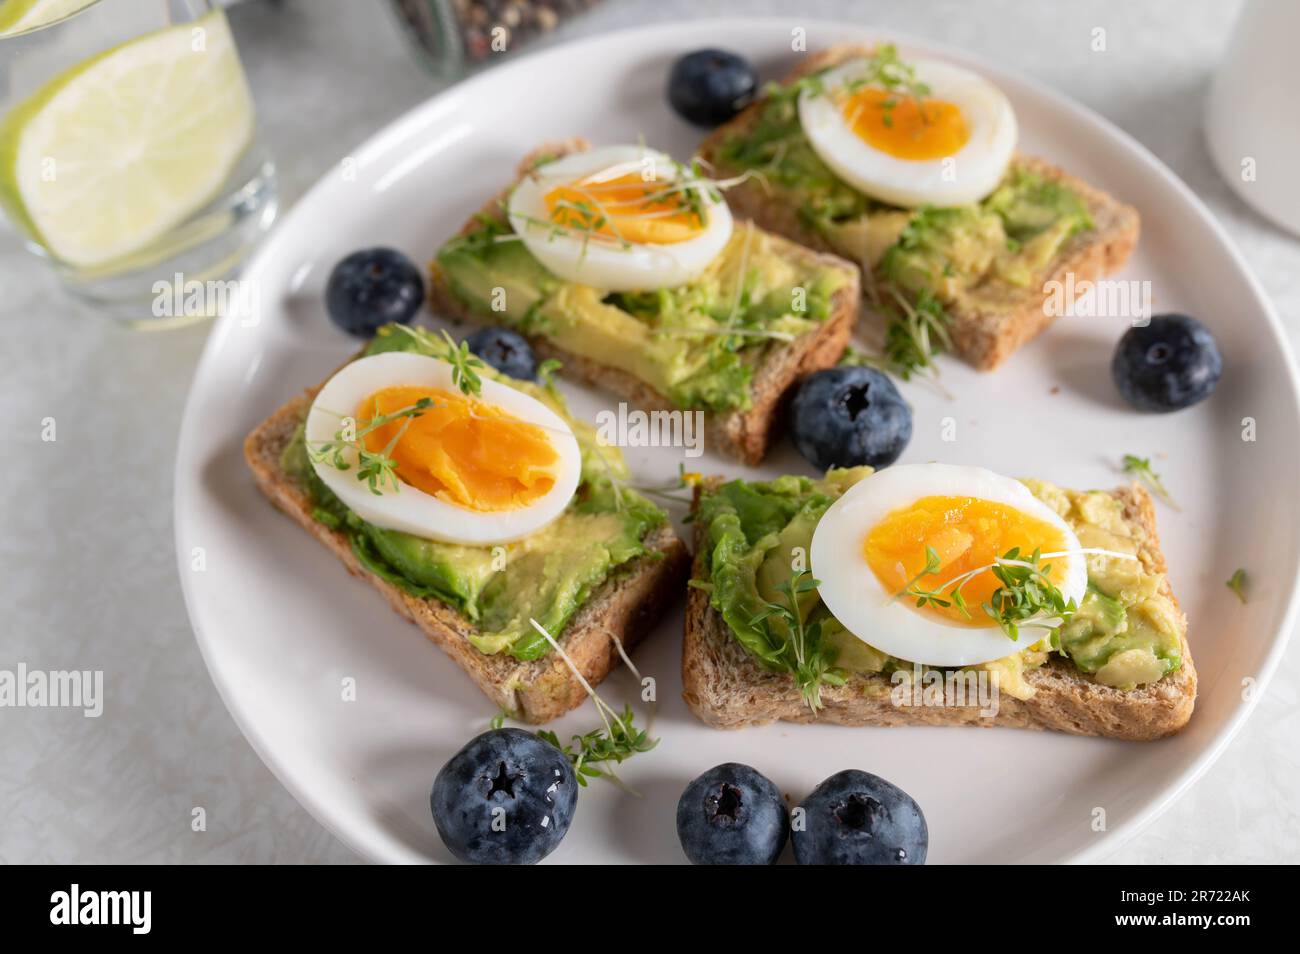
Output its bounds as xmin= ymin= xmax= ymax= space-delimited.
xmin=895 ymin=546 xmax=1077 ymax=641
xmin=1121 ymin=454 xmax=1179 ymax=510
xmin=878 ymin=286 xmax=952 ymax=381
xmin=748 ymin=568 xmax=842 ymax=712
xmin=306 ymin=396 xmax=434 ymax=495
xmin=1226 ymin=568 xmax=1249 ymax=604
xmin=539 ymin=704 xmax=657 ymax=787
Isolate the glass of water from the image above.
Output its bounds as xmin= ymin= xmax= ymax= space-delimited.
xmin=0 ymin=0 xmax=276 ymax=325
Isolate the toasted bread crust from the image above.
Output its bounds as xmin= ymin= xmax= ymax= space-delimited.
xmin=244 ymin=388 xmax=689 ymax=725
xmin=682 ymin=480 xmax=1196 ymax=741
xmin=427 ymin=139 xmax=860 ymax=465
xmin=697 ymin=44 xmax=1142 ymax=371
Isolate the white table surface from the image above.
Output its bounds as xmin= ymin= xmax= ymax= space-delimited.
xmin=2 ymin=0 xmax=1297 ymax=864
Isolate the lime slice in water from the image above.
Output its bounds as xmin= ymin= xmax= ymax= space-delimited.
xmin=0 ymin=0 xmax=99 ymax=37
xmin=0 ymin=9 xmax=255 ymax=269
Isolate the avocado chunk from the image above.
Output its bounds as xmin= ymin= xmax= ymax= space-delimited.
xmin=1033 ymin=485 xmax=1182 ymax=685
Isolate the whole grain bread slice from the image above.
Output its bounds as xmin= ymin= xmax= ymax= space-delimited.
xmin=427 ymin=139 xmax=860 ymax=465
xmin=682 ymin=479 xmax=1196 ymax=741
xmin=697 ymin=44 xmax=1142 ymax=371
xmin=244 ymin=385 xmax=690 ymax=725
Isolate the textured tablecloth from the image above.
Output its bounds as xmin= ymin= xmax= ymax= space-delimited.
xmin=1 ymin=0 xmax=1296 ymax=863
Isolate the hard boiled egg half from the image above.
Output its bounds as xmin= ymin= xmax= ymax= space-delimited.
xmin=811 ymin=464 xmax=1086 ymax=667
xmin=798 ymin=55 xmax=1017 ymax=207
xmin=507 ymin=144 xmax=733 ymax=291
xmin=306 ymin=351 xmax=581 ymax=545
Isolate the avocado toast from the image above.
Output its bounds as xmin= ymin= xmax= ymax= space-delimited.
xmin=683 ymin=469 xmax=1196 ymax=740
xmin=245 ymin=327 xmax=690 ymax=724
xmin=428 ymin=139 xmax=861 ymax=465
xmin=698 ymin=44 xmax=1141 ymax=372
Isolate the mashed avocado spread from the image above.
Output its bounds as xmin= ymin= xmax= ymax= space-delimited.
xmin=435 ymin=216 xmax=850 ymax=412
xmin=696 ymin=469 xmax=1182 ymax=699
xmin=281 ymin=325 xmax=667 ymax=661
xmin=717 ymin=76 xmax=1094 ymax=308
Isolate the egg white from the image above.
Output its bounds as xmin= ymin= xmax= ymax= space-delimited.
xmin=507 ymin=144 xmax=733 ymax=292
xmin=810 ymin=464 xmax=1086 ymax=667
xmin=306 ymin=351 xmax=581 ymax=546
xmin=798 ymin=57 xmax=1018 ymax=208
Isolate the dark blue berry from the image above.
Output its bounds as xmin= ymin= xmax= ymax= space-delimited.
xmin=791 ymin=366 xmax=912 ymax=471
xmin=1111 ymin=313 xmax=1222 ymax=412
xmin=792 ymin=769 xmax=928 ymax=865
xmin=465 ymin=326 xmax=538 ymax=380
xmin=676 ymin=763 xmax=789 ymax=865
xmin=430 ymin=728 xmax=576 ymax=865
xmin=667 ymin=49 xmax=758 ymax=127
xmin=325 ymin=247 xmax=424 ymax=336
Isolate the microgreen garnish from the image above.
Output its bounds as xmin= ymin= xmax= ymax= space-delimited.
xmin=879 ymin=287 xmax=953 ymax=381
xmin=440 ymin=330 xmax=485 ymax=396
xmin=528 ymin=618 xmax=657 ymax=791
xmin=838 ymin=44 xmax=932 ymax=130
xmin=895 ymin=546 xmax=1102 ymax=642
xmin=896 ymin=546 xmax=971 ymax=617
xmin=1226 ymin=568 xmax=1249 ymax=604
xmin=869 ymin=203 xmax=961 ymax=382
xmin=750 ymin=569 xmax=845 ymax=713
xmin=385 ymin=324 xmax=486 ymax=398
xmin=307 ymin=396 xmax=433 ymax=495
xmin=538 ymin=705 xmax=657 ymax=788
xmin=507 ymin=156 xmax=754 ymax=257
xmin=980 ymin=548 xmax=1077 ymax=642
xmin=440 ymin=207 xmax=520 ymax=256
xmin=536 ymin=357 xmax=563 ymax=400
xmin=488 ymin=709 xmax=509 ymax=730
xmin=1121 ymin=454 xmax=1179 ymax=510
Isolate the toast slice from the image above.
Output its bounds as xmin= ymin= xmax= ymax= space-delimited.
xmin=427 ymin=139 xmax=860 ymax=465
xmin=683 ymin=479 xmax=1196 ymax=741
xmin=697 ymin=45 xmax=1141 ymax=371
xmin=245 ymin=386 xmax=690 ymax=725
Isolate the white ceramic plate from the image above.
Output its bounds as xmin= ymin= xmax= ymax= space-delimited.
xmin=175 ymin=18 xmax=1300 ymax=864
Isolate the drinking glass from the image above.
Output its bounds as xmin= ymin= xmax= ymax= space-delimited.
xmin=0 ymin=0 xmax=277 ymax=325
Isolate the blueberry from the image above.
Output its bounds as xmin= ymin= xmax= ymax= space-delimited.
xmin=667 ymin=49 xmax=758 ymax=127
xmin=791 ymin=366 xmax=912 ymax=471
xmin=325 ymin=247 xmax=424 ymax=336
xmin=792 ymin=769 xmax=928 ymax=865
xmin=1111 ymin=313 xmax=1222 ymax=412
xmin=465 ymin=326 xmax=538 ymax=380
xmin=430 ymin=728 xmax=576 ymax=865
xmin=676 ymin=763 xmax=789 ymax=865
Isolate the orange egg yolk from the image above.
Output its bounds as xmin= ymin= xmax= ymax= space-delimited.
xmin=360 ymin=385 xmax=558 ymax=512
xmin=543 ymin=171 xmax=704 ymax=245
xmin=864 ymin=496 xmax=1068 ymax=626
xmin=840 ymin=87 xmax=969 ymax=160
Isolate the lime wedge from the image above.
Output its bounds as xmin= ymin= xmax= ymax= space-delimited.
xmin=0 ymin=0 xmax=99 ymax=37
xmin=0 ymin=9 xmax=255 ymax=269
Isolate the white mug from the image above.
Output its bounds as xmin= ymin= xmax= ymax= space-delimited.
xmin=1205 ymin=0 xmax=1300 ymax=236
